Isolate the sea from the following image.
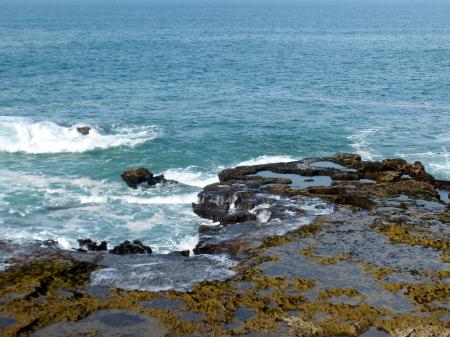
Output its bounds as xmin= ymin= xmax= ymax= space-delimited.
xmin=1 ymin=0 xmax=450 ymax=255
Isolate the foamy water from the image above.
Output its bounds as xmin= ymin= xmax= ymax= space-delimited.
xmin=236 ymin=155 xmax=300 ymax=166
xmin=0 ymin=167 xmax=208 ymax=253
xmin=0 ymin=153 xmax=305 ymax=253
xmin=0 ymin=117 xmax=161 ymax=154
xmin=348 ymin=127 xmax=450 ymax=179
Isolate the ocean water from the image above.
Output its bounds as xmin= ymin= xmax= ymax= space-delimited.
xmin=1 ymin=0 xmax=450 ymax=253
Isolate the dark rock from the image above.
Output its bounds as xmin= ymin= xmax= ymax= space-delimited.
xmin=121 ymin=167 xmax=169 ymax=189
xmin=433 ymin=179 xmax=450 ymax=190
xmin=76 ymin=126 xmax=91 ymax=135
xmin=192 ymin=184 xmax=257 ymax=222
xmin=198 ymin=224 xmax=215 ymax=234
xmin=336 ymin=195 xmax=377 ymax=210
xmin=192 ymin=202 xmax=229 ymax=222
xmin=408 ymin=161 xmax=434 ymax=182
xmin=78 ymin=239 xmax=107 ymax=251
xmin=166 ymin=250 xmax=190 ymax=257
xmin=220 ymin=211 xmax=256 ymax=225
xmin=110 ymin=240 xmax=152 ymax=255
xmin=381 ymin=158 xmax=408 ymax=171
xmin=40 ymin=239 xmax=59 ymax=248
xmin=180 ymin=250 xmax=190 ymax=257
xmin=191 ymin=153 xmax=444 ymax=257
xmin=194 ymin=239 xmax=250 ymax=256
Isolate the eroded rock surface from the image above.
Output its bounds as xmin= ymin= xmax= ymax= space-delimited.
xmin=1 ymin=153 xmax=449 ymax=337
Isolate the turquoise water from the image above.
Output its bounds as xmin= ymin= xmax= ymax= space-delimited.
xmin=1 ymin=0 xmax=450 ymax=252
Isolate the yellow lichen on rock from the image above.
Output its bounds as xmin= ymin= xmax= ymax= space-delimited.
xmin=393 ymin=325 xmax=450 ymax=337
xmin=282 ymin=316 xmax=323 ymax=337
xmin=300 ymin=245 xmax=351 ymax=265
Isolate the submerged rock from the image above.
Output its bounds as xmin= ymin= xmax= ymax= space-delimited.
xmin=76 ymin=126 xmax=91 ymax=135
xmin=121 ymin=167 xmax=168 ymax=189
xmin=31 ymin=309 xmax=167 ymax=337
xmin=110 ymin=240 xmax=152 ymax=255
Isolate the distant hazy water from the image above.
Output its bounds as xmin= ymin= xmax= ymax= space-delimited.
xmin=0 ymin=0 xmax=449 ymax=252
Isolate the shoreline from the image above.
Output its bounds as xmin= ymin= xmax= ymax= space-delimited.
xmin=0 ymin=153 xmax=449 ymax=336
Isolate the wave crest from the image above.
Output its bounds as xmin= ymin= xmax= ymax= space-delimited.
xmin=0 ymin=117 xmax=160 ymax=154
xmin=237 ymin=155 xmax=300 ymax=166
xmin=163 ymin=167 xmax=219 ymax=187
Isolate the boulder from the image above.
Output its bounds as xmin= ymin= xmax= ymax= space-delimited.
xmin=110 ymin=240 xmax=152 ymax=255
xmin=121 ymin=167 xmax=167 ymax=189
xmin=76 ymin=127 xmax=91 ymax=135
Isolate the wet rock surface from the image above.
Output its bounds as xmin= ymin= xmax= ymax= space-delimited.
xmin=89 ymin=252 xmax=236 ymax=291
xmin=121 ymin=167 xmax=172 ymax=189
xmin=78 ymin=238 xmax=108 ymax=252
xmin=30 ymin=309 xmax=167 ymax=337
xmin=110 ymin=240 xmax=153 ymax=255
xmin=1 ymin=153 xmax=449 ymax=337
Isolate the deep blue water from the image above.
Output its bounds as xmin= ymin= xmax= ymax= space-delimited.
xmin=1 ymin=0 xmax=449 ymax=252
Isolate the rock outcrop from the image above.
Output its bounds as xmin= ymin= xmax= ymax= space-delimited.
xmin=121 ymin=167 xmax=168 ymax=189
xmin=192 ymin=153 xmax=446 ymax=256
xmin=78 ymin=239 xmax=107 ymax=252
xmin=1 ymin=153 xmax=449 ymax=337
xmin=110 ymin=240 xmax=152 ymax=255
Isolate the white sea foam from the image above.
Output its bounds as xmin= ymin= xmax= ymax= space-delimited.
xmin=161 ymin=157 xmax=299 ymax=189
xmin=397 ymin=148 xmax=450 ymax=179
xmin=237 ymin=155 xmax=300 ymax=166
xmin=126 ymin=211 xmax=166 ymax=231
xmin=57 ymin=237 xmax=72 ymax=250
xmin=163 ymin=167 xmax=219 ymax=187
xmin=0 ymin=116 xmax=160 ymax=154
xmin=347 ymin=128 xmax=381 ymax=160
xmin=120 ymin=193 xmax=199 ymax=205
xmin=170 ymin=234 xmax=199 ymax=253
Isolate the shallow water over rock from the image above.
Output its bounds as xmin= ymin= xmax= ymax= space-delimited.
xmin=358 ymin=327 xmax=390 ymax=337
xmin=438 ymin=188 xmax=450 ymax=204
xmin=309 ymin=161 xmax=349 ymax=171
xmin=90 ymin=253 xmax=237 ymax=292
xmin=251 ymin=171 xmax=332 ymax=189
xmin=31 ymin=309 xmax=167 ymax=337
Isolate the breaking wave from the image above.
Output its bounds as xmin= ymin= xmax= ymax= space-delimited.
xmin=163 ymin=167 xmax=219 ymax=188
xmin=0 ymin=117 xmax=161 ymax=154
xmin=236 ymin=155 xmax=300 ymax=166
xmin=347 ymin=128 xmax=382 ymax=160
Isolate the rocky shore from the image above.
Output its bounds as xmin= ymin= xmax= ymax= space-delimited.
xmin=0 ymin=153 xmax=449 ymax=337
